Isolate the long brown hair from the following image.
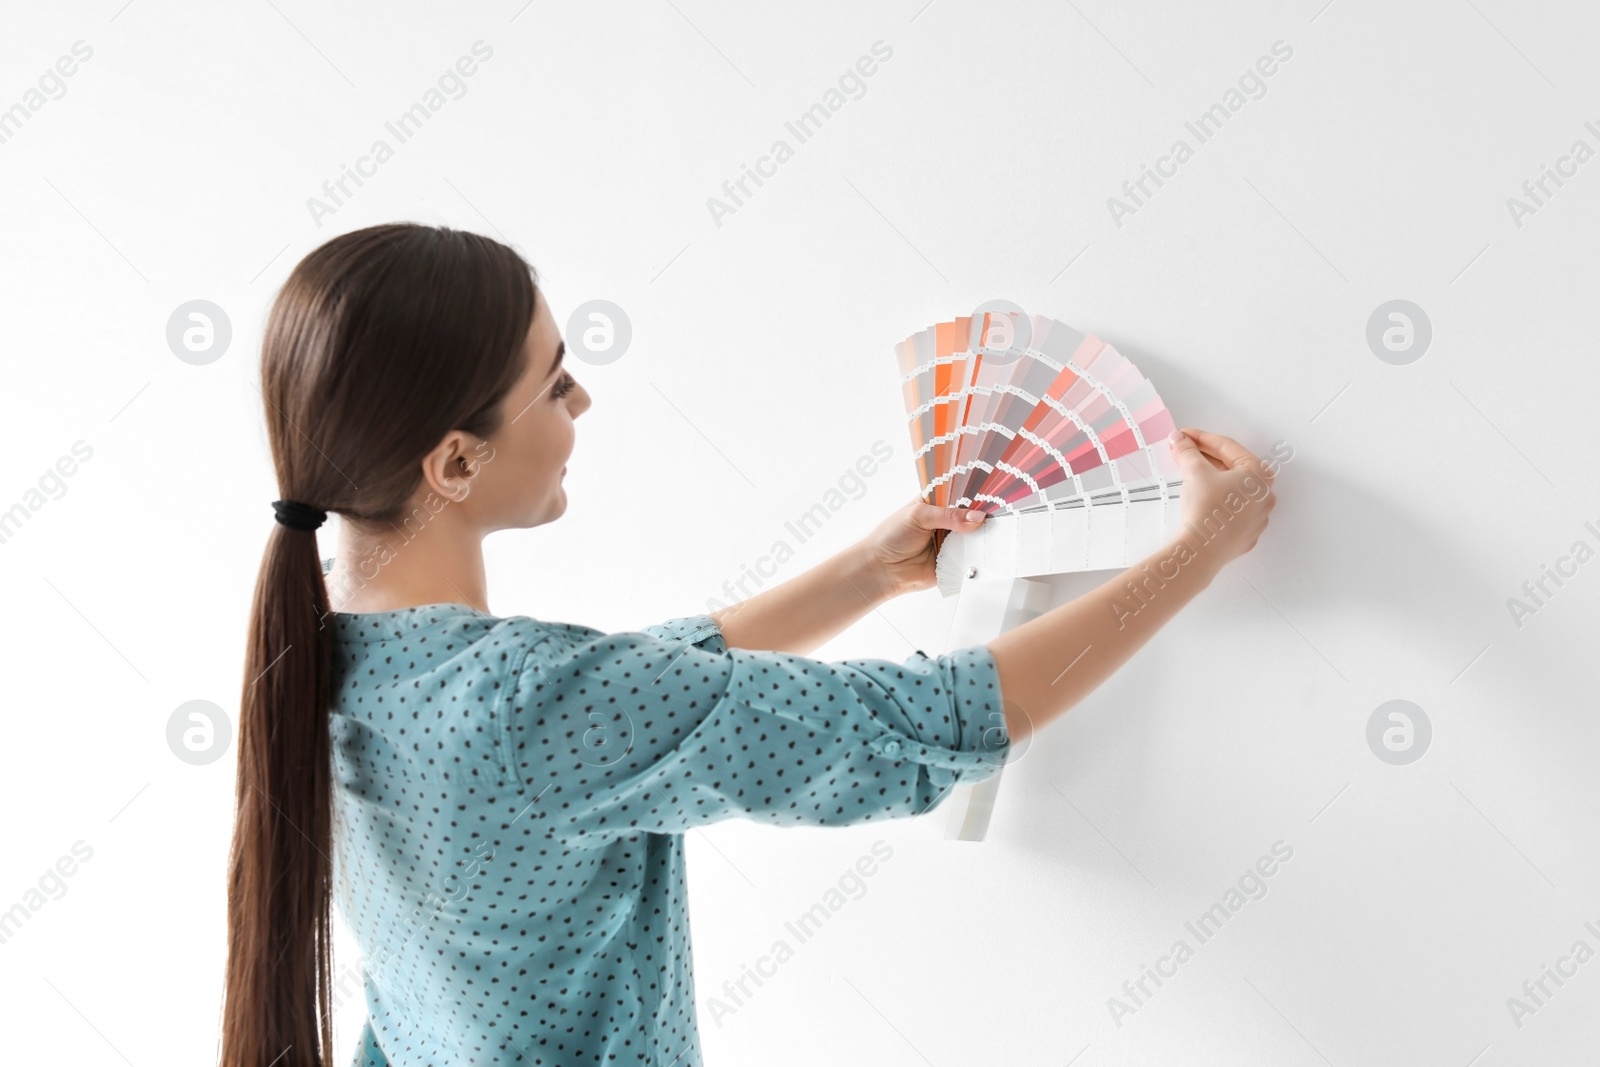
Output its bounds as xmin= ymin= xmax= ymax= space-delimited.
xmin=220 ymin=224 xmax=538 ymax=1066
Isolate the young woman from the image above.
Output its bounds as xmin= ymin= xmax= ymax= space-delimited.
xmin=219 ymin=223 xmax=1274 ymax=1067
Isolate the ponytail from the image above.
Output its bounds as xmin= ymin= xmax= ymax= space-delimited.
xmin=219 ymin=519 xmax=335 ymax=1065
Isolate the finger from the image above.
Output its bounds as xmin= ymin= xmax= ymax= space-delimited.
xmin=1179 ymin=427 xmax=1248 ymax=459
xmin=1170 ymin=428 xmax=1229 ymax=471
xmin=1167 ymin=429 xmax=1220 ymax=475
xmin=1179 ymin=427 xmax=1265 ymax=473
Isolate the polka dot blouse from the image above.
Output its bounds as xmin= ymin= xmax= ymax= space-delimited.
xmin=327 ymin=602 xmax=1009 ymax=1066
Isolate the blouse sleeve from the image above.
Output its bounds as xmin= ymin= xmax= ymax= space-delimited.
xmin=499 ymin=612 xmax=1011 ymax=847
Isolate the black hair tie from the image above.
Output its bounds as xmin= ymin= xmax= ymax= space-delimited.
xmin=272 ymin=498 xmax=328 ymax=531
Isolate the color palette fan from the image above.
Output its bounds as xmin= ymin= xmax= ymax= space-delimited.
xmin=892 ymin=309 xmax=1185 ymax=595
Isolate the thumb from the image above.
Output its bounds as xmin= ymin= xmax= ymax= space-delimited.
xmin=921 ymin=501 xmax=987 ymax=529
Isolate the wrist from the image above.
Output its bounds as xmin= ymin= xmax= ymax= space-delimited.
xmin=1161 ymin=530 xmax=1226 ymax=588
xmin=843 ymin=540 xmax=900 ymax=606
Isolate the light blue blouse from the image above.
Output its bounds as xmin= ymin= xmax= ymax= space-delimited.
xmin=327 ymin=603 xmax=1010 ymax=1066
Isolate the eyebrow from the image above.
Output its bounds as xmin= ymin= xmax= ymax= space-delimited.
xmin=544 ymin=340 xmax=566 ymax=381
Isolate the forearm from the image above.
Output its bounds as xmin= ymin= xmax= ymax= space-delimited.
xmin=710 ymin=541 xmax=893 ymax=656
xmin=988 ymin=534 xmax=1224 ymax=741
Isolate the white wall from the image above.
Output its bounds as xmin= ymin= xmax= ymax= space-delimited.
xmin=1 ymin=1 xmax=1596 ymax=1063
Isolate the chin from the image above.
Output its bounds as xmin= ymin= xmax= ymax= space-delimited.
xmin=517 ymin=490 xmax=566 ymax=527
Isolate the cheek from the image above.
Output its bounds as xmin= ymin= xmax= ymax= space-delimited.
xmin=515 ymin=417 xmax=571 ymax=475
xmin=546 ymin=409 xmax=577 ymax=458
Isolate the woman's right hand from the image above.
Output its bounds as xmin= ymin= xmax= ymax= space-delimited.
xmin=988 ymin=426 xmax=1280 ymax=742
xmin=1168 ymin=427 xmax=1277 ymax=573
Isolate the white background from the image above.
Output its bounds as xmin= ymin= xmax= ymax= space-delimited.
xmin=1 ymin=1 xmax=1596 ymax=1064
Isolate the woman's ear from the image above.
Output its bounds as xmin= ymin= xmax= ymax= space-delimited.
xmin=418 ymin=431 xmax=477 ymax=504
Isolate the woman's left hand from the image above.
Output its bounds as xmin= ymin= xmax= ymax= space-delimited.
xmin=860 ymin=498 xmax=987 ymax=598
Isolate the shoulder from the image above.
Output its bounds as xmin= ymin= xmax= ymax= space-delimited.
xmin=635 ymin=612 xmax=725 ymax=650
xmin=328 ymin=610 xmax=586 ymax=711
xmin=331 ymin=608 xmax=728 ymax=695
xmin=500 ymin=612 xmax=728 ymax=675
xmin=493 ymin=613 xmax=733 ymax=738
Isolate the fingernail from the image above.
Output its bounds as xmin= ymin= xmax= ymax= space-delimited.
xmin=1168 ymin=430 xmax=1183 ymax=444
xmin=965 ymin=511 xmax=985 ymax=522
